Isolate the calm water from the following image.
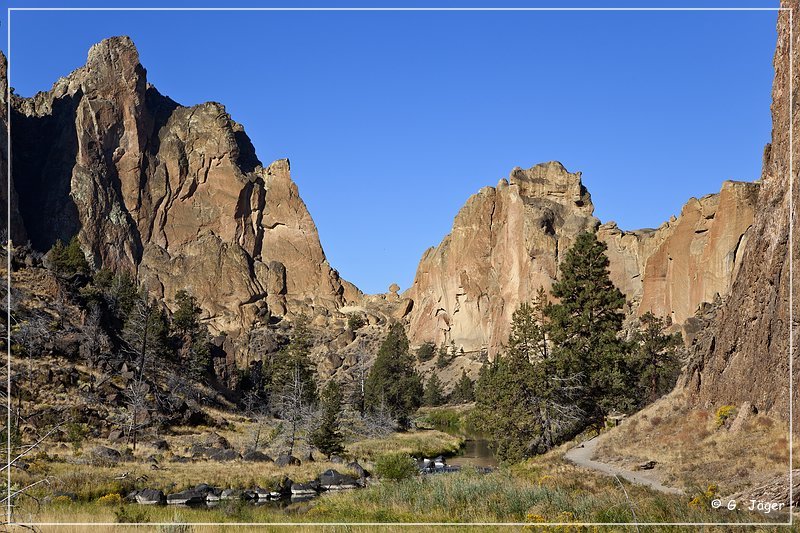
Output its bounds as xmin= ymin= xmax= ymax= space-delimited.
xmin=448 ymin=436 xmax=498 ymax=468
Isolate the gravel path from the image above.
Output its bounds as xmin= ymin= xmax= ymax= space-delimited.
xmin=564 ymin=437 xmax=684 ymax=495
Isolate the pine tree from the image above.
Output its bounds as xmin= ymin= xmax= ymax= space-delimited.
xmin=423 ymin=372 xmax=445 ymax=407
xmin=173 ymin=290 xmax=200 ymax=335
xmin=364 ymin=322 xmax=423 ymax=428
xmin=474 ymin=334 xmax=540 ymax=463
xmin=632 ymin=312 xmax=682 ymax=406
xmin=476 ymin=291 xmax=586 ymax=462
xmin=310 ymin=380 xmax=345 ymax=457
xmin=546 ymin=231 xmax=633 ymax=425
xmin=435 ymin=343 xmax=450 ymax=368
xmin=122 ymin=295 xmax=168 ymax=382
xmin=451 ymin=370 xmax=474 ymax=404
xmin=48 ymin=236 xmax=90 ymax=278
xmin=416 ymin=342 xmax=436 ymax=363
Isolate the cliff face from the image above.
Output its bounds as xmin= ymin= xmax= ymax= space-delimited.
xmin=405 ymin=168 xmax=759 ymax=358
xmin=600 ymin=180 xmax=759 ymax=326
xmin=7 ymin=37 xmax=350 ymax=335
xmin=404 ymin=162 xmax=599 ymax=356
xmin=683 ymin=1 xmax=798 ymax=422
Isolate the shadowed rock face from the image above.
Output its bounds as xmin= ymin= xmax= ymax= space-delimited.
xmin=682 ymin=0 xmax=799 ymax=424
xmin=5 ymin=36 xmax=352 ymax=336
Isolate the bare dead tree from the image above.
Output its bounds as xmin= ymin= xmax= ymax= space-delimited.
xmin=122 ymin=381 xmax=153 ymax=452
xmin=274 ymin=362 xmax=316 ymax=456
xmin=79 ymin=304 xmax=111 ymax=368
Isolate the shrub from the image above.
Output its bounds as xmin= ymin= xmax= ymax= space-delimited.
xmin=347 ymin=314 xmax=366 ymax=331
xmin=374 ymin=452 xmax=418 ymax=481
xmin=114 ymin=505 xmax=150 ymax=523
xmin=715 ymin=405 xmax=736 ymax=428
xmin=97 ymin=493 xmax=123 ymax=506
xmin=688 ymin=484 xmax=717 ymax=508
xmin=65 ymin=422 xmax=88 ymax=453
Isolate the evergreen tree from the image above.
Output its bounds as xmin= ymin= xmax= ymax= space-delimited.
xmin=48 ymin=236 xmax=90 ymax=278
xmin=170 ymin=290 xmax=211 ymax=380
xmin=416 ymin=342 xmax=436 ymax=363
xmin=270 ymin=316 xmax=318 ymax=453
xmin=475 ymin=291 xmax=584 ymax=462
xmin=451 ymin=370 xmax=475 ymax=404
xmin=422 ymin=372 xmax=445 ymax=407
xmin=474 ymin=332 xmax=540 ymax=463
xmin=546 ymin=232 xmax=633 ymax=425
xmin=270 ymin=316 xmax=318 ymax=408
xmin=632 ymin=312 xmax=682 ymax=406
xmin=173 ymin=290 xmax=201 ymax=335
xmin=310 ymin=380 xmax=345 ymax=457
xmin=435 ymin=343 xmax=450 ymax=368
xmin=122 ymin=295 xmax=169 ymax=382
xmin=364 ymin=322 xmax=423 ymax=428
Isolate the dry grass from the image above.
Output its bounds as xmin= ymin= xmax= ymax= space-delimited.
xmin=346 ymin=429 xmax=463 ymax=460
xmin=594 ymin=389 xmax=794 ymax=494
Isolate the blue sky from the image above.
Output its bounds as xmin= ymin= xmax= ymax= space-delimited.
xmin=4 ymin=1 xmax=779 ymax=294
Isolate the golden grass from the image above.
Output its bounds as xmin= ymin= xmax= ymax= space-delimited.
xmin=345 ymin=429 xmax=463 ymax=460
xmin=594 ymin=389 xmax=795 ymax=495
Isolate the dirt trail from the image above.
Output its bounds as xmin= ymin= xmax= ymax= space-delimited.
xmin=564 ymin=437 xmax=684 ymax=495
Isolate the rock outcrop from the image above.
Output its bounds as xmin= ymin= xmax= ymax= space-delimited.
xmin=404 ymin=162 xmax=598 ymax=356
xmin=600 ymin=180 xmax=759 ymax=325
xmin=682 ymin=1 xmax=799 ymax=424
xmin=7 ymin=36 xmax=351 ymax=336
xmin=404 ymin=167 xmax=759 ymax=358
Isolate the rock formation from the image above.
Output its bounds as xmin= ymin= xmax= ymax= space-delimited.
xmin=403 ymin=162 xmax=598 ymax=356
xmin=682 ymin=1 xmax=798 ymax=424
xmin=6 ymin=37 xmax=352 ymax=336
xmin=600 ymin=180 xmax=759 ymax=325
xmin=0 ymin=52 xmax=25 ymax=244
xmin=403 ymin=167 xmax=759 ymax=358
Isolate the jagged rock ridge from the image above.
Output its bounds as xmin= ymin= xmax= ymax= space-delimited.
xmin=6 ymin=36 xmax=356 ymax=338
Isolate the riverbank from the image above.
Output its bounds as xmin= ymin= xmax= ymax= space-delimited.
xmin=18 ymin=444 xmax=780 ymax=530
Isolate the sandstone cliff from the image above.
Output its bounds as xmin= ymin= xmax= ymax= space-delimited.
xmin=403 ymin=162 xmax=598 ymax=356
xmin=683 ymin=1 xmax=799 ymax=423
xmin=404 ymin=168 xmax=759 ymax=358
xmin=600 ymin=180 xmax=759 ymax=325
xmin=7 ymin=37 xmax=351 ymax=336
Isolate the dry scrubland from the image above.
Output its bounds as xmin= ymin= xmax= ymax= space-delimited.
xmin=594 ymin=390 xmax=793 ymax=495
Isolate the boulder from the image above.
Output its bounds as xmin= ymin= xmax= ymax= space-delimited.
xmin=90 ymin=446 xmax=121 ymax=464
xmin=166 ymin=489 xmax=206 ymax=505
xmin=290 ymin=480 xmax=320 ymax=496
xmin=220 ymin=488 xmax=243 ymax=500
xmin=318 ymin=469 xmax=359 ymax=490
xmin=242 ymin=450 xmax=273 ymax=462
xmin=347 ymin=461 xmax=370 ymax=480
xmin=135 ymin=489 xmax=165 ymax=505
xmin=275 ymin=453 xmax=301 ymax=467
xmin=208 ymin=449 xmax=240 ymax=461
